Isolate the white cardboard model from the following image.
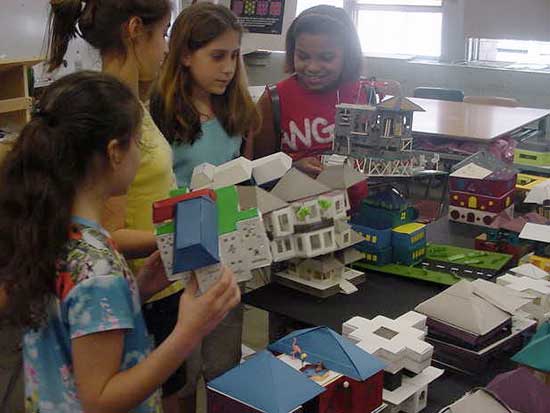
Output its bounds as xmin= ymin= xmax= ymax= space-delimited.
xmin=237 ymin=185 xmax=289 ymax=215
xmin=316 ymin=165 xmax=367 ymax=190
xmin=496 ymin=274 xmax=550 ymax=322
xmin=383 ymin=366 xmax=444 ymax=413
xmin=443 ymin=389 xmax=512 ymax=413
xmin=251 ymin=152 xmax=292 ymax=185
xmin=343 ymin=312 xmax=433 ymax=374
xmin=509 ymin=263 xmax=550 ymax=280
xmin=212 ymin=156 xmax=253 ymax=189
xmin=190 ymin=162 xmax=216 ymax=189
xmin=271 ymin=168 xmax=331 ymax=202
xmin=471 ymin=279 xmax=535 ymax=314
xmin=414 ymin=281 xmax=510 ymax=336
xmin=519 ymin=222 xmax=550 ymax=243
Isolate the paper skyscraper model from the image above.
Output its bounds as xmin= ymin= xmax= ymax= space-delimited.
xmin=448 ymin=152 xmax=516 ymax=227
xmin=414 ymin=280 xmax=537 ymax=374
xmin=343 ymin=312 xmax=443 ymax=413
xmin=332 ymin=97 xmax=439 ymax=177
xmin=269 ymin=327 xmax=386 ymax=413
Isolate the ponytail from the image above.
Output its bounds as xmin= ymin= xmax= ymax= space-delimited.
xmin=47 ymin=0 xmax=83 ymax=72
xmin=0 ymin=71 xmax=142 ymax=328
xmin=46 ymin=0 xmax=171 ymax=72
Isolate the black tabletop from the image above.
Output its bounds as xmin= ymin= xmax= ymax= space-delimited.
xmin=242 ymin=218 xmax=509 ymax=412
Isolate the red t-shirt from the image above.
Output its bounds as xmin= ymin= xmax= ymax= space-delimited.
xmin=272 ymin=75 xmax=366 ymax=161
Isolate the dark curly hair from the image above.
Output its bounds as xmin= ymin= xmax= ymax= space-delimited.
xmin=285 ymin=5 xmax=363 ymax=82
xmin=0 ymin=71 xmax=142 ymax=328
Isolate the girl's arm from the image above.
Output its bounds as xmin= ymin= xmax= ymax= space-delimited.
xmin=102 ymin=195 xmax=157 ymax=259
xmin=252 ymin=91 xmax=279 ymax=159
xmin=73 ymin=269 xmax=240 ymax=413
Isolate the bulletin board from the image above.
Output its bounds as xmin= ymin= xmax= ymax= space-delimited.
xmin=230 ymin=0 xmax=286 ymax=34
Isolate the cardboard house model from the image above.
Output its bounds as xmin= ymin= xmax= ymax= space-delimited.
xmin=207 ymin=350 xmax=325 ymax=413
xmin=262 ymin=166 xmax=367 ymax=297
xmin=476 ymin=211 xmax=548 ymax=264
xmin=268 ymin=327 xmax=386 ymax=413
xmin=332 ymin=96 xmax=438 ymax=177
xmin=351 ymin=187 xmax=426 ymax=267
xmin=343 ymin=312 xmax=443 ymax=413
xmin=448 ymin=152 xmax=516 ymax=227
xmin=441 ymin=388 xmax=512 ymax=413
xmin=414 ymin=280 xmax=537 ymax=373
xmin=486 ymin=367 xmax=550 ymax=413
xmin=519 ymin=222 xmax=550 ymax=272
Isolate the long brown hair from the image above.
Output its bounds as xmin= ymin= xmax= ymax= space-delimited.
xmin=0 ymin=71 xmax=142 ymax=328
xmin=285 ymin=5 xmax=363 ymax=82
xmin=46 ymin=0 xmax=171 ymax=72
xmin=151 ymin=3 xmax=260 ymax=145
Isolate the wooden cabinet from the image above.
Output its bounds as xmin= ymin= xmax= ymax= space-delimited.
xmin=0 ymin=57 xmax=42 ymax=132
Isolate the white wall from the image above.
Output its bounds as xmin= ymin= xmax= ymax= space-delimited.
xmin=245 ymin=52 xmax=550 ymax=109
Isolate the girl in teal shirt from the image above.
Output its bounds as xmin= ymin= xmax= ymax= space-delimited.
xmin=150 ymin=4 xmax=260 ymax=412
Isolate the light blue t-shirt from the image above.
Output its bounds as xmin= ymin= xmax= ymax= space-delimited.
xmin=172 ymin=118 xmax=242 ymax=187
xmin=23 ymin=218 xmax=161 ymax=413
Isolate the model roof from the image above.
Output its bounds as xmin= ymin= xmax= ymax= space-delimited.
xmin=271 ymin=168 xmax=331 ymax=202
xmin=316 ymin=165 xmax=367 ymax=190
xmin=268 ymin=326 xmax=385 ymax=381
xmin=519 ymin=222 xmax=550 ymax=243
xmin=415 ymin=280 xmax=510 ymax=336
xmin=363 ymin=187 xmax=409 ymax=210
xmin=237 ymin=185 xmax=288 ymax=215
xmin=511 ymin=322 xmax=550 ymax=373
xmin=207 ymin=350 xmax=325 ymax=413
xmin=450 ymin=152 xmax=516 ymax=181
xmin=509 ymin=263 xmax=549 ymax=280
xmin=377 ymin=96 xmax=425 ymax=112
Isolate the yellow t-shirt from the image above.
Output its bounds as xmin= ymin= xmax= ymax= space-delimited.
xmin=127 ymin=104 xmax=183 ymax=302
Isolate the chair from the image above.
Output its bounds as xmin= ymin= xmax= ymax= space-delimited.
xmin=413 ymin=87 xmax=464 ymax=102
xmin=464 ymin=96 xmax=519 ymax=107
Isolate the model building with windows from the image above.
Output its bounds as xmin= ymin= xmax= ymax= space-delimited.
xmin=448 ymin=152 xmax=516 ymax=227
xmin=332 ymin=96 xmax=439 ymax=177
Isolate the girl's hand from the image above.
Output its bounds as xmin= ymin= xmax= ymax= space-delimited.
xmin=136 ymin=251 xmax=171 ymax=301
xmin=176 ymin=266 xmax=240 ymax=340
xmin=293 ymin=156 xmax=324 ymax=177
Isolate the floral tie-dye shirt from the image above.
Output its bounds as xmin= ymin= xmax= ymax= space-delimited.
xmin=23 ymin=218 xmax=162 ymax=413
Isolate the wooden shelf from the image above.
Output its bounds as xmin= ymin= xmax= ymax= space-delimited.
xmin=0 ymin=97 xmax=31 ymax=114
xmin=0 ymin=57 xmax=43 ymax=72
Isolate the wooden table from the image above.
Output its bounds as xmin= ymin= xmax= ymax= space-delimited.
xmin=410 ymin=97 xmax=550 ymax=142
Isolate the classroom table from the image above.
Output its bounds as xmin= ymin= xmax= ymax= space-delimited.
xmin=410 ymin=97 xmax=550 ymax=143
xmin=242 ymin=218 xmax=515 ymax=413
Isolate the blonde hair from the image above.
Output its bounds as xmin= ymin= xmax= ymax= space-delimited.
xmin=151 ymin=3 xmax=260 ymax=145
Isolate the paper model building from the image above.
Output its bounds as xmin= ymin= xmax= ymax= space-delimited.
xmin=476 ymin=211 xmax=548 ymax=264
xmin=448 ymin=152 xmax=516 ymax=227
xmin=154 ymin=170 xmax=273 ymax=292
xmin=486 ymin=367 xmax=550 ymax=413
xmin=441 ymin=388 xmax=512 ymax=413
xmin=207 ymin=350 xmax=325 ymax=413
xmin=268 ymin=327 xmax=386 ymax=413
xmin=511 ymin=321 xmax=550 ymax=373
xmin=414 ymin=280 xmax=537 ymax=373
xmin=497 ymin=272 xmax=550 ymax=322
xmin=265 ymin=167 xmax=367 ymax=297
xmin=332 ymin=97 xmax=439 ymax=177
xmin=342 ymin=312 xmax=443 ymax=413
xmin=351 ymin=187 xmax=426 ymax=267
xmin=519 ymin=222 xmax=550 ymax=272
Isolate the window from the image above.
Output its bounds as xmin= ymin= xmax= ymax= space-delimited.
xmin=284 ymin=238 xmax=293 ymax=251
xmin=323 ymin=231 xmax=334 ymax=247
xmin=311 ymin=234 xmax=322 ymax=250
xmin=278 ymin=213 xmax=291 ymax=232
xmin=296 ymin=0 xmax=442 ymax=57
xmin=468 ymin=38 xmax=550 ymax=67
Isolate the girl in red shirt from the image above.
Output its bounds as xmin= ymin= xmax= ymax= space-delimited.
xmin=254 ymin=5 xmax=365 ymax=176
